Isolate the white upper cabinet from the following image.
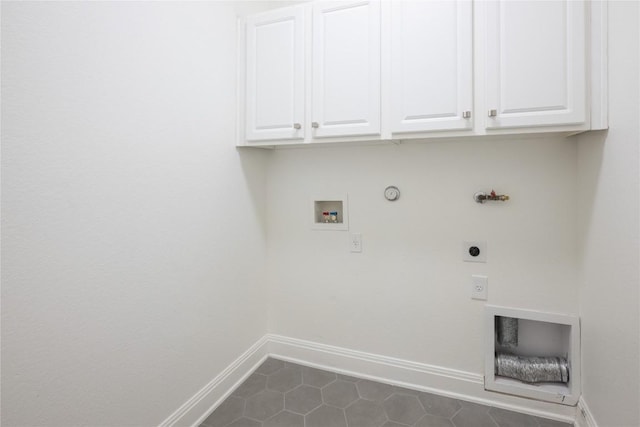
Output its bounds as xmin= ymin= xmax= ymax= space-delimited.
xmin=390 ymin=0 xmax=473 ymax=134
xmin=484 ymin=0 xmax=586 ymax=129
xmin=245 ymin=6 xmax=305 ymax=141
xmin=239 ymin=0 xmax=605 ymax=146
xmin=311 ymin=1 xmax=381 ymax=138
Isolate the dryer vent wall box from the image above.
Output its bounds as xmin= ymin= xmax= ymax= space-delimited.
xmin=484 ymin=305 xmax=581 ymax=405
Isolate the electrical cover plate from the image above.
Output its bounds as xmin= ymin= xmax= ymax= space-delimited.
xmin=471 ymin=275 xmax=488 ymax=300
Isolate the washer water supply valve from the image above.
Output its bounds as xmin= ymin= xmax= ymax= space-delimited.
xmin=322 ymin=211 xmax=339 ymax=223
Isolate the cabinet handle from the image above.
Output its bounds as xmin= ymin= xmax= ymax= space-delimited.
xmin=462 ymin=111 xmax=471 ymax=119
xmin=488 ymin=109 xmax=497 ymax=117
xmin=293 ymin=123 xmax=301 ymax=130
xmin=311 ymin=122 xmax=319 ymax=128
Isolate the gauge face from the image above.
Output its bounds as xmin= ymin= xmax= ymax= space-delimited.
xmin=384 ymin=186 xmax=400 ymax=201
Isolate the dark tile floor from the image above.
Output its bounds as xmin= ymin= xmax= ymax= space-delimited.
xmin=200 ymin=358 xmax=572 ymax=427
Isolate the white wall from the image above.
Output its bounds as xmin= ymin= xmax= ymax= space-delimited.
xmin=266 ymin=136 xmax=579 ymax=373
xmin=576 ymin=2 xmax=640 ymax=426
xmin=1 ymin=2 xmax=270 ymax=426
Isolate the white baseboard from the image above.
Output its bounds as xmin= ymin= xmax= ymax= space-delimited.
xmin=158 ymin=336 xmax=269 ymax=427
xmin=266 ymin=334 xmax=577 ymax=425
xmin=159 ymin=334 xmax=578 ymax=427
xmin=575 ymin=397 xmax=598 ymax=427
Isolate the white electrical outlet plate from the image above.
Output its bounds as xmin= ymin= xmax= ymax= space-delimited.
xmin=350 ymin=233 xmax=362 ymax=253
xmin=462 ymin=241 xmax=487 ymax=263
xmin=471 ymin=275 xmax=488 ymax=300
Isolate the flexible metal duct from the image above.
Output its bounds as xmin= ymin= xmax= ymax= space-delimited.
xmin=495 ymin=353 xmax=569 ymax=384
xmin=496 ymin=316 xmax=518 ymax=348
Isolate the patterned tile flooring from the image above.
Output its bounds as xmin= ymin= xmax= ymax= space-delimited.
xmin=200 ymin=358 xmax=571 ymax=427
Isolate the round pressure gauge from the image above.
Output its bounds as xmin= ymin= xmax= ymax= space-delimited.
xmin=384 ymin=186 xmax=400 ymax=201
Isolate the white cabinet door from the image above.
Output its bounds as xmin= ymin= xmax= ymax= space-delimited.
xmin=312 ymin=1 xmax=381 ymax=138
xmin=391 ymin=1 xmax=472 ymax=134
xmin=485 ymin=0 xmax=586 ymax=129
xmin=245 ymin=6 xmax=305 ymax=141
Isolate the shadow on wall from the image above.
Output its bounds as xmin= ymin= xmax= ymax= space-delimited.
xmin=237 ymin=147 xmax=272 ymax=240
xmin=574 ymin=129 xmax=607 ymax=260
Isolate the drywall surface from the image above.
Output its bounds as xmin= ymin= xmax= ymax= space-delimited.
xmin=1 ymin=2 xmax=270 ymax=426
xmin=576 ymin=2 xmax=640 ymax=426
xmin=266 ymin=136 xmax=579 ymax=373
